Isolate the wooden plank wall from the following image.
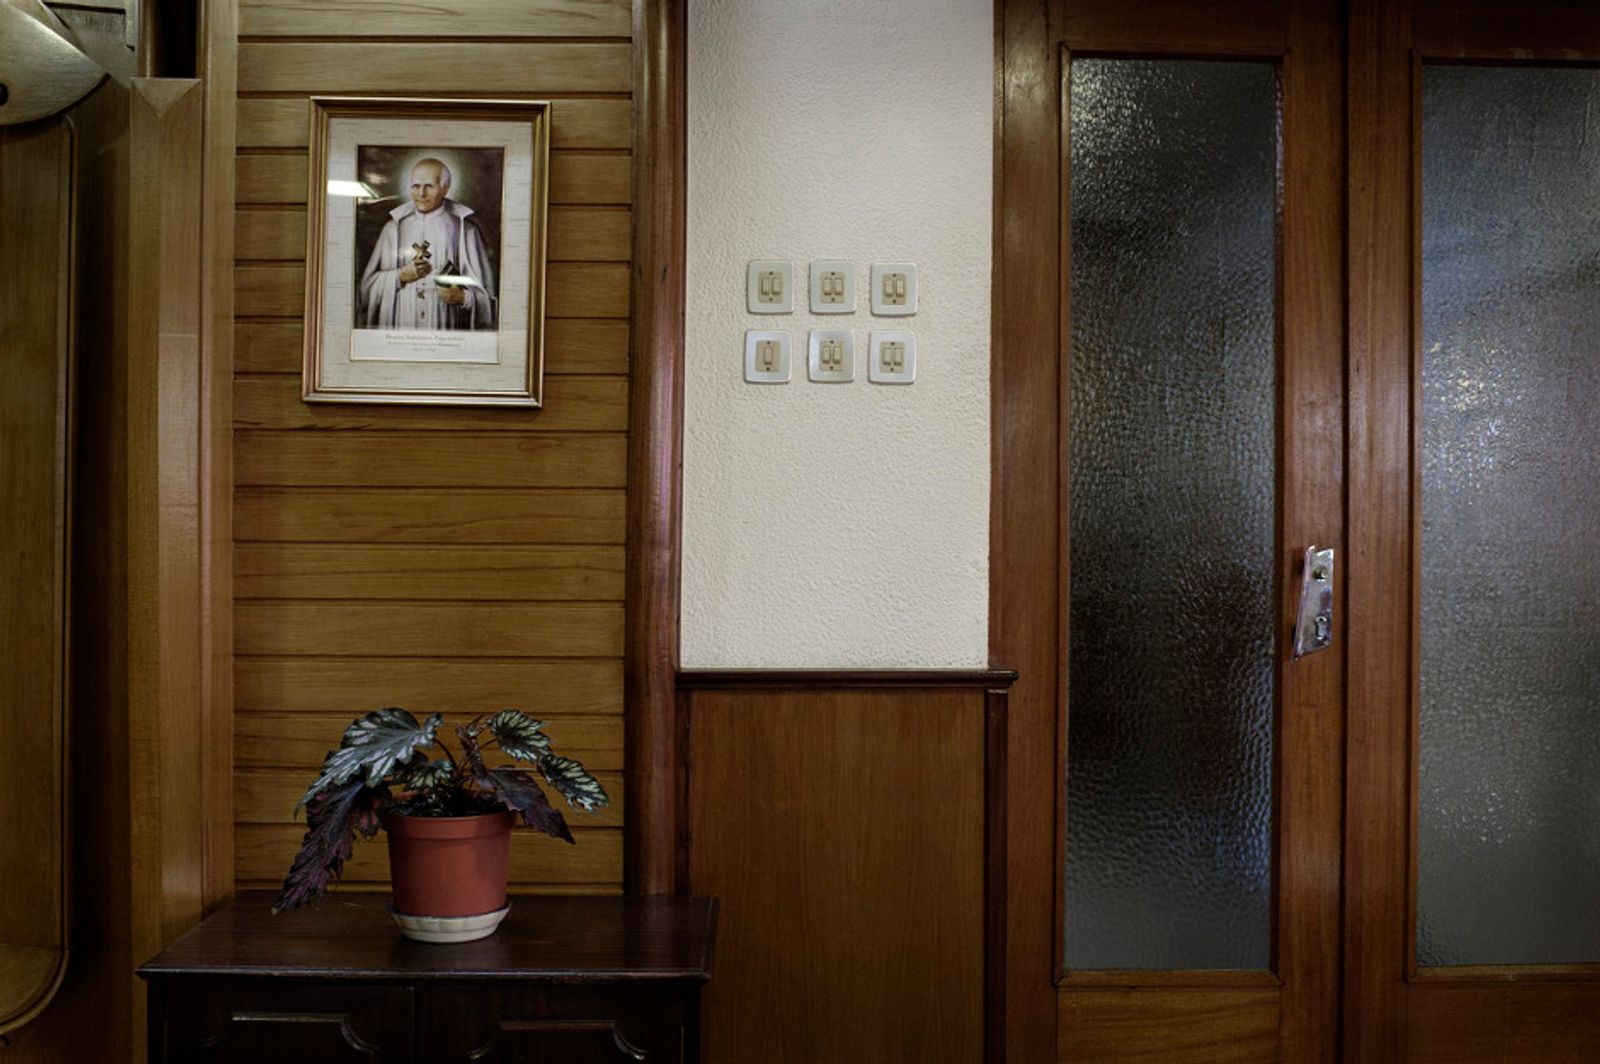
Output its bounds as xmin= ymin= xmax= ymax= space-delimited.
xmin=231 ymin=0 xmax=632 ymax=895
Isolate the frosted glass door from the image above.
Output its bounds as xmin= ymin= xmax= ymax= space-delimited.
xmin=1418 ymin=64 xmax=1600 ymax=967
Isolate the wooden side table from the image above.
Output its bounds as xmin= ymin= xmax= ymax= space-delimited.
xmin=138 ymin=892 xmax=718 ymax=1063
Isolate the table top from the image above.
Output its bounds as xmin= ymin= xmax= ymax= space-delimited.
xmin=138 ymin=892 xmax=718 ymax=984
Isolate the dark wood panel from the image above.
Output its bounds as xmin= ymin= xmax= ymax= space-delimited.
xmin=235 ymin=544 xmax=623 ymax=600
xmin=235 ymin=768 xmax=624 ymax=828
xmin=1060 ymin=0 xmax=1287 ymax=54
xmin=234 ymin=659 xmax=622 ymax=713
xmin=235 ymin=711 xmax=621 ymax=770
xmin=235 ymin=824 xmax=621 ymax=885
xmin=686 ymin=688 xmax=987 ymax=1064
xmin=237 ymin=42 xmax=631 ymax=93
xmin=235 ymin=262 xmax=628 ymax=317
xmin=1059 ymin=988 xmax=1279 ymax=1063
xmin=1407 ymin=983 xmax=1600 ymax=1064
xmin=239 ymin=0 xmax=631 ymax=37
xmin=233 ymin=433 xmax=628 ymax=488
xmin=237 ymin=205 xmax=628 ymax=263
xmin=235 ymin=151 xmax=631 ymax=206
xmin=233 ymin=602 xmax=623 ymax=656
xmin=235 ymin=319 xmax=629 ymax=375
xmin=233 ymin=375 xmax=628 ymax=432
xmin=238 ymin=97 xmax=630 ymax=151
xmin=1412 ymin=0 xmax=1600 ymax=59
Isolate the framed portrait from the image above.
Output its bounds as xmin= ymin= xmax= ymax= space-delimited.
xmin=302 ymin=96 xmax=550 ymax=406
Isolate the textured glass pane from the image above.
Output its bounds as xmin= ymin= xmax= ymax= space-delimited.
xmin=1064 ymin=60 xmax=1278 ymax=971
xmin=1418 ymin=66 xmax=1600 ymax=967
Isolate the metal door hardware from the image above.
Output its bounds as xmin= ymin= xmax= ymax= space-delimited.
xmin=1292 ymin=546 xmax=1335 ymax=660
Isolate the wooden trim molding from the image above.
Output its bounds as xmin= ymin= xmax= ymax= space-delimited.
xmin=677 ymin=669 xmax=1018 ymax=690
xmin=624 ymin=0 xmax=686 ymax=896
xmin=992 ymin=0 xmax=1064 ymax=1058
xmin=198 ymin=0 xmax=237 ymax=914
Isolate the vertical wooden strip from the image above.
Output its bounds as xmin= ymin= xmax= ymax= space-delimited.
xmin=200 ymin=0 xmax=238 ymax=914
xmin=985 ymin=688 xmax=1010 ymax=1064
xmin=128 ymin=77 xmax=207 ymax=1053
xmin=992 ymin=0 xmax=1063 ymax=1060
xmin=624 ymin=0 xmax=685 ymax=896
xmin=1279 ymin=2 xmax=1347 ymax=1059
xmin=1344 ymin=0 xmax=1415 ymax=1058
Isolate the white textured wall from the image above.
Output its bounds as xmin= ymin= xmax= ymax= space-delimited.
xmin=681 ymin=0 xmax=991 ymax=668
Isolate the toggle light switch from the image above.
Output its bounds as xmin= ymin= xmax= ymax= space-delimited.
xmin=809 ymin=259 xmax=857 ymax=314
xmin=868 ymin=330 xmax=915 ymax=384
xmin=747 ymin=260 xmax=795 ymax=313
xmin=869 ymin=262 xmax=918 ymax=316
xmin=745 ymin=330 xmax=792 ymax=383
xmin=807 ymin=329 xmax=855 ymax=382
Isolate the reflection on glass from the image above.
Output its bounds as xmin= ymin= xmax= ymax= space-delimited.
xmin=1418 ymin=65 xmax=1600 ymax=967
xmin=1065 ymin=59 xmax=1278 ymax=971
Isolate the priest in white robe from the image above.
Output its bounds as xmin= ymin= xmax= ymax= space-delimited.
xmin=357 ymin=157 xmax=497 ymax=331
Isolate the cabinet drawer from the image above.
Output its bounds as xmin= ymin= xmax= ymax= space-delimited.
xmin=150 ymin=980 xmax=414 ymax=1064
xmin=422 ymin=984 xmax=697 ymax=1063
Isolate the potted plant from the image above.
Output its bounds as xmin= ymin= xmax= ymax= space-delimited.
xmin=273 ymin=707 xmax=608 ymax=943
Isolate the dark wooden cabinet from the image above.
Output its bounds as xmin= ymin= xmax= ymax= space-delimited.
xmin=139 ymin=893 xmax=717 ymax=1064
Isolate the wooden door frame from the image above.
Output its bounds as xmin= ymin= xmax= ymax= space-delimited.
xmin=1344 ymin=1 xmax=1600 ymax=1059
xmin=994 ymin=2 xmax=1344 ymax=1060
xmin=625 ymin=0 xmax=686 ymax=896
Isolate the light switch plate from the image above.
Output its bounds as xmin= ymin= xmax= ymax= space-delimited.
xmin=744 ymin=330 xmax=792 ymax=383
xmin=809 ymin=259 xmax=856 ymax=314
xmin=868 ymin=331 xmax=915 ymax=384
xmin=869 ymin=262 xmax=918 ymax=316
xmin=747 ymin=260 xmax=794 ymax=314
xmin=807 ymin=329 xmax=855 ymax=382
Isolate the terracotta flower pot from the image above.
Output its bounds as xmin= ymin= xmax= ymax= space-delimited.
xmin=384 ymin=810 xmax=514 ymax=926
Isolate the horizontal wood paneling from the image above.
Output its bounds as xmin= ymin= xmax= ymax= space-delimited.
xmin=235 ymin=318 xmax=628 ymax=375
xmin=235 ymin=261 xmax=629 ymax=317
xmin=235 ymin=544 xmax=623 ymax=599
xmin=236 ymin=152 xmax=631 ymax=206
xmin=235 ymin=824 xmax=621 ymax=885
xmin=234 ymin=659 xmax=622 ymax=712
xmin=235 ymin=769 xmax=624 ymax=827
xmin=233 ymin=488 xmax=626 ymax=543
xmin=1058 ymin=988 xmax=1280 ymax=1063
xmin=235 ymin=712 xmax=621 ymax=769
xmin=234 ymin=602 xmax=623 ymax=656
xmin=1407 ymin=983 xmax=1600 ymax=1063
xmin=236 ymin=205 xmax=629 ymax=262
xmin=234 ymin=433 xmax=627 ymax=487
xmin=231 ymin=1 xmax=633 ymax=901
xmin=238 ymin=42 xmax=630 ymax=93
xmin=240 ymin=0 xmax=631 ymax=38
xmin=237 ymin=97 xmax=630 ymax=149
xmin=233 ymin=375 xmax=628 ymax=431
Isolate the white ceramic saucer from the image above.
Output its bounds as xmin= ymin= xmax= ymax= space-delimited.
xmin=389 ymin=903 xmax=510 ymax=944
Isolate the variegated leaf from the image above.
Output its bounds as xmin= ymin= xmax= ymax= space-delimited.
xmin=298 ymin=707 xmax=441 ymax=808
xmin=394 ymin=756 xmax=455 ymax=791
xmin=537 ymin=754 xmax=610 ymax=813
xmin=487 ymin=709 xmax=552 ymax=763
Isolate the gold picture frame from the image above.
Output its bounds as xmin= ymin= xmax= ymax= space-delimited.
xmin=301 ymin=96 xmax=550 ymax=406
